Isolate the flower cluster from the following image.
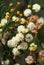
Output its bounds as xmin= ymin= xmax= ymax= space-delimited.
xmin=0 ymin=2 xmax=44 ymax=65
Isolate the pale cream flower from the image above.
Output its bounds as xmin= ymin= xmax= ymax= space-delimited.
xmin=12 ymin=48 xmax=20 ymax=56
xmin=27 ymin=22 xmax=35 ymax=31
xmin=12 ymin=16 xmax=19 ymax=22
xmin=37 ymin=17 xmax=44 ymax=25
xmin=32 ymin=3 xmax=41 ymax=12
xmin=1 ymin=18 xmax=8 ymax=26
xmin=12 ymin=37 xmax=19 ymax=43
xmin=18 ymin=42 xmax=28 ymax=50
xmin=17 ymin=25 xmax=25 ymax=33
xmin=21 ymin=28 xmax=29 ymax=34
xmin=7 ymin=39 xmax=17 ymax=48
xmin=24 ymin=9 xmax=32 ymax=17
xmin=25 ymin=34 xmax=33 ymax=42
xmin=16 ymin=33 xmax=24 ymax=41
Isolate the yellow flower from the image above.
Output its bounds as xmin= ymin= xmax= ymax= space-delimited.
xmin=19 ymin=14 xmax=23 ymax=17
xmin=17 ymin=2 xmax=20 ymax=5
xmin=21 ymin=29 xmax=28 ymax=34
xmin=5 ymin=12 xmax=10 ymax=19
xmin=29 ymin=43 xmax=37 ymax=51
xmin=12 ymin=17 xmax=17 ymax=21
xmin=41 ymin=57 xmax=44 ymax=61
xmin=0 ymin=23 xmax=2 ymax=27
xmin=20 ymin=18 xmax=26 ymax=24
xmin=20 ymin=21 xmax=25 ymax=24
xmin=27 ymin=5 xmax=31 ymax=8
xmin=5 ymin=15 xmax=10 ymax=19
xmin=10 ymin=8 xmax=15 ymax=13
xmin=12 ymin=16 xmax=19 ymax=22
xmin=9 ymin=3 xmax=13 ymax=7
xmin=30 ymin=43 xmax=35 ymax=47
xmin=29 ymin=46 xmax=36 ymax=51
xmin=6 ymin=12 xmax=10 ymax=16
xmin=17 ymin=11 xmax=20 ymax=15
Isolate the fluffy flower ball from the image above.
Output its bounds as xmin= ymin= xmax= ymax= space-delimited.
xmin=17 ymin=25 xmax=25 ymax=33
xmin=24 ymin=9 xmax=32 ymax=17
xmin=12 ymin=48 xmax=20 ymax=56
xmin=12 ymin=16 xmax=19 ymax=21
xmin=27 ymin=22 xmax=35 ymax=31
xmin=16 ymin=33 xmax=24 ymax=42
xmin=25 ymin=34 xmax=33 ymax=42
xmin=32 ymin=3 xmax=41 ymax=12
xmin=7 ymin=33 xmax=24 ymax=48
xmin=18 ymin=42 xmax=28 ymax=50
xmin=7 ymin=39 xmax=17 ymax=48
xmin=1 ymin=18 xmax=8 ymax=26
xmin=37 ymin=17 xmax=44 ymax=25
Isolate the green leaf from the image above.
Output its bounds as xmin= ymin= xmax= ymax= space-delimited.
xmin=2 ymin=21 xmax=19 ymax=35
xmin=37 ymin=25 xmax=44 ymax=43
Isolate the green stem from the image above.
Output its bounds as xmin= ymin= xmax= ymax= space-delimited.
xmin=34 ymin=33 xmax=37 ymax=43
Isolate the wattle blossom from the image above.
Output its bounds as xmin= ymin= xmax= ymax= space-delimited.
xmin=24 ymin=9 xmax=32 ymax=17
xmin=32 ymin=3 xmax=41 ymax=12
